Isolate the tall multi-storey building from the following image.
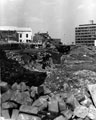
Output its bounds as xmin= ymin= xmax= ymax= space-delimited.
xmin=75 ymin=22 xmax=96 ymax=46
xmin=0 ymin=26 xmax=32 ymax=43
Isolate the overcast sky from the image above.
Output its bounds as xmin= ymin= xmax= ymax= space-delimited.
xmin=0 ymin=0 xmax=96 ymax=44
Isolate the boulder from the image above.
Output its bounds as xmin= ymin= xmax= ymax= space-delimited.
xmin=80 ymin=95 xmax=92 ymax=107
xmin=11 ymin=109 xmax=19 ymax=120
xmin=2 ymin=89 xmax=13 ymax=103
xmin=2 ymin=101 xmax=18 ymax=109
xmin=20 ymin=105 xmax=38 ymax=114
xmin=66 ymin=94 xmax=80 ymax=109
xmin=1 ymin=109 xmax=10 ymax=119
xmin=74 ymin=105 xmax=88 ymax=118
xmin=54 ymin=115 xmax=68 ymax=120
xmin=12 ymin=82 xmax=20 ymax=91
xmin=61 ymin=109 xmax=73 ymax=119
xmin=17 ymin=113 xmax=41 ymax=120
xmin=11 ymin=90 xmax=32 ymax=105
xmin=48 ymin=98 xmax=59 ymax=113
xmin=32 ymin=97 xmax=48 ymax=111
xmin=87 ymin=84 xmax=96 ymax=107
xmin=87 ymin=104 xmax=96 ymax=120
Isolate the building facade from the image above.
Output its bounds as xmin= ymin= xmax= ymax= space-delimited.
xmin=0 ymin=26 xmax=32 ymax=43
xmin=75 ymin=23 xmax=96 ymax=46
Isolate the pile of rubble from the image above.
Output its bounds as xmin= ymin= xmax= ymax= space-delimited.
xmin=1 ymin=81 xmax=96 ymax=120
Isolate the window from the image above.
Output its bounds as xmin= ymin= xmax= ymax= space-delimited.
xmin=26 ymin=40 xmax=28 ymax=42
xmin=26 ymin=34 xmax=28 ymax=38
xmin=20 ymin=34 xmax=22 ymax=38
xmin=20 ymin=40 xmax=22 ymax=42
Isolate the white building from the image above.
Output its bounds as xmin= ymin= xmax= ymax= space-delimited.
xmin=0 ymin=26 xmax=32 ymax=43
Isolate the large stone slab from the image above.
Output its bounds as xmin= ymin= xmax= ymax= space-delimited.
xmin=11 ymin=91 xmax=32 ymax=105
xmin=87 ymin=104 xmax=96 ymax=120
xmin=2 ymin=89 xmax=13 ymax=103
xmin=54 ymin=115 xmax=67 ymax=120
xmin=74 ymin=105 xmax=88 ymax=118
xmin=20 ymin=105 xmax=38 ymax=114
xmin=1 ymin=109 xmax=10 ymax=119
xmin=2 ymin=101 xmax=18 ymax=109
xmin=17 ymin=113 xmax=41 ymax=120
xmin=48 ymin=99 xmax=59 ymax=113
xmin=87 ymin=84 xmax=96 ymax=107
xmin=11 ymin=109 xmax=19 ymax=120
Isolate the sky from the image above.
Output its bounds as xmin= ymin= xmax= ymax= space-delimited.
xmin=0 ymin=0 xmax=96 ymax=44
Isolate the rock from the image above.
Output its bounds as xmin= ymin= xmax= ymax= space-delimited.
xmin=30 ymin=86 xmax=38 ymax=98
xmin=61 ymin=109 xmax=73 ymax=119
xmin=80 ymin=95 xmax=92 ymax=107
xmin=1 ymin=109 xmax=10 ymax=119
xmin=32 ymin=97 xmax=48 ymax=111
xmin=20 ymin=105 xmax=38 ymax=114
xmin=87 ymin=84 xmax=96 ymax=107
xmin=87 ymin=104 xmax=96 ymax=120
xmin=48 ymin=98 xmax=59 ymax=113
xmin=66 ymin=94 xmax=80 ymax=109
xmin=74 ymin=105 xmax=88 ymax=118
xmin=2 ymin=101 xmax=18 ymax=109
xmin=11 ymin=91 xmax=32 ymax=105
xmin=11 ymin=109 xmax=19 ymax=120
xmin=12 ymin=82 xmax=21 ymax=91
xmin=17 ymin=113 xmax=41 ymax=120
xmin=0 ymin=82 xmax=7 ymax=87
xmin=19 ymin=82 xmax=28 ymax=92
xmin=54 ymin=115 xmax=68 ymax=120
xmin=58 ymin=99 xmax=67 ymax=112
xmin=43 ymin=86 xmax=51 ymax=95
xmin=2 ymin=89 xmax=13 ymax=103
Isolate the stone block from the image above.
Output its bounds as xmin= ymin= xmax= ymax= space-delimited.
xmin=74 ymin=105 xmax=88 ymax=118
xmin=61 ymin=109 xmax=73 ymax=119
xmin=1 ymin=89 xmax=13 ymax=103
xmin=2 ymin=101 xmax=18 ymax=109
xmin=17 ymin=113 xmax=41 ymax=120
xmin=12 ymin=82 xmax=20 ymax=91
xmin=87 ymin=84 xmax=96 ymax=107
xmin=1 ymin=109 xmax=10 ymax=119
xmin=32 ymin=97 xmax=48 ymax=111
xmin=11 ymin=109 xmax=19 ymax=120
xmin=20 ymin=105 xmax=38 ymax=114
xmin=11 ymin=91 xmax=32 ymax=105
xmin=54 ymin=115 xmax=67 ymax=120
xmin=87 ymin=104 xmax=96 ymax=120
xmin=58 ymin=99 xmax=66 ymax=112
xmin=48 ymin=99 xmax=59 ymax=113
xmin=66 ymin=95 xmax=80 ymax=109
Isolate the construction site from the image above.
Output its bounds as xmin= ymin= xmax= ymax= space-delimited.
xmin=1 ymin=38 xmax=96 ymax=120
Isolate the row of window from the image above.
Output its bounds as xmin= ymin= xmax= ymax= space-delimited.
xmin=76 ymin=38 xmax=96 ymax=40
xmin=76 ymin=35 xmax=96 ymax=37
xmin=76 ymin=26 xmax=96 ymax=29
xmin=19 ymin=34 xmax=29 ymax=38
xmin=19 ymin=39 xmax=31 ymax=43
xmin=76 ymin=32 xmax=96 ymax=35
xmin=76 ymin=40 xmax=94 ymax=43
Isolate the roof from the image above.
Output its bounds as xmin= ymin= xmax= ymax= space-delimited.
xmin=0 ymin=26 xmax=32 ymax=32
xmin=79 ymin=24 xmax=96 ymax=27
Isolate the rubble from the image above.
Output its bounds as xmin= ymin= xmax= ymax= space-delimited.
xmin=2 ymin=46 xmax=96 ymax=120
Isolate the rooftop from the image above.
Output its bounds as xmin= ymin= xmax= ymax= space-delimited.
xmin=0 ymin=26 xmax=32 ymax=32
